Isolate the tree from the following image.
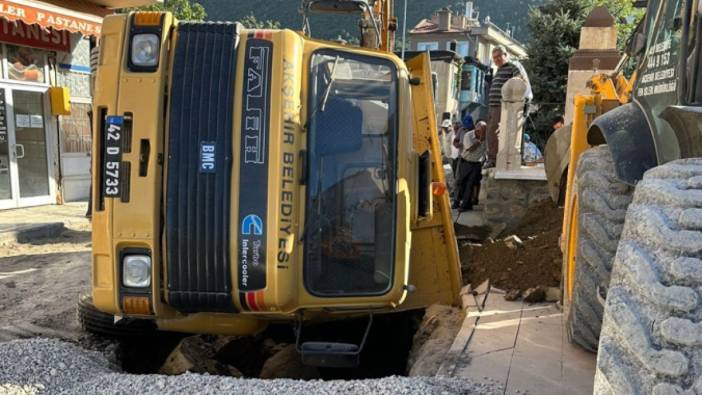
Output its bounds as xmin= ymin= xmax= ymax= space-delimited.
xmin=593 ymin=0 xmax=644 ymax=49
xmin=524 ymin=0 xmax=642 ymax=147
xmin=121 ymin=0 xmax=206 ymax=21
xmin=237 ymin=13 xmax=281 ymax=29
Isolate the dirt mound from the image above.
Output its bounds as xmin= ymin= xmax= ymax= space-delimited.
xmin=459 ymin=200 xmax=563 ymax=293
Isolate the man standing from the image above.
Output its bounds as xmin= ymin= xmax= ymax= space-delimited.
xmin=486 ymin=46 xmax=525 ymax=167
xmin=449 ymin=121 xmax=463 ymax=176
xmin=552 ymin=115 xmax=565 ymax=131
xmin=440 ymin=119 xmax=452 ymax=160
xmin=454 ymin=121 xmax=486 ymax=211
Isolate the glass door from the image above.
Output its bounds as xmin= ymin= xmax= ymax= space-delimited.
xmin=0 ymin=88 xmax=13 ymax=209
xmin=0 ymin=85 xmax=53 ymax=209
xmin=13 ymin=90 xmax=50 ymax=200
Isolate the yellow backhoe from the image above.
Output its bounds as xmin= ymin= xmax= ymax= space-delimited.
xmin=551 ymin=0 xmax=702 ymax=392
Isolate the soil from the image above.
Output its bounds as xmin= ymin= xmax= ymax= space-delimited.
xmin=406 ymin=305 xmax=464 ymax=376
xmin=459 ymin=200 xmax=564 ymax=293
xmin=0 ymin=223 xmax=91 ymax=341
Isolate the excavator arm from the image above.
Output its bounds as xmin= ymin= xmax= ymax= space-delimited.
xmin=301 ymin=0 xmax=396 ymax=52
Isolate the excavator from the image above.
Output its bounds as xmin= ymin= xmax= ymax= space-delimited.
xmin=549 ymin=0 xmax=702 ymax=392
xmin=82 ymin=0 xmax=463 ymax=369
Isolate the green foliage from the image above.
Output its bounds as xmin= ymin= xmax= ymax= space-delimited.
xmin=593 ymin=0 xmax=645 ymax=49
xmin=524 ymin=0 xmax=642 ymax=146
xmin=121 ymin=0 xmax=206 ymax=21
xmin=238 ymin=13 xmax=281 ymax=29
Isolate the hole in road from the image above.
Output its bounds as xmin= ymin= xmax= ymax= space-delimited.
xmin=109 ymin=310 xmax=423 ymax=380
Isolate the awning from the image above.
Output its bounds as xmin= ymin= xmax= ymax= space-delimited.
xmin=0 ymin=0 xmax=105 ymax=36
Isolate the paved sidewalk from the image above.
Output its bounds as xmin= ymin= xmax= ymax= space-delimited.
xmin=439 ymin=288 xmax=596 ymax=394
xmin=0 ymin=203 xmax=89 ymax=244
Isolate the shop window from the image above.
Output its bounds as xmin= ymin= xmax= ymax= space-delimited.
xmin=6 ymin=44 xmax=47 ymax=83
xmin=417 ymin=42 xmax=439 ymax=51
xmin=60 ymin=102 xmax=91 ymax=153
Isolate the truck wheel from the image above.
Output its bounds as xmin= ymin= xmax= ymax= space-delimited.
xmin=77 ymin=294 xmax=156 ymax=338
xmin=594 ymin=159 xmax=702 ymax=394
xmin=567 ymin=145 xmax=633 ymax=352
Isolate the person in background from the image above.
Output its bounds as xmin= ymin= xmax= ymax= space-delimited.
xmin=462 ymin=113 xmax=475 ymax=132
xmin=522 ymin=133 xmax=543 ymax=164
xmin=454 ymin=121 xmax=486 ymax=212
xmin=450 ymin=121 xmax=464 ymax=176
xmin=440 ymin=119 xmax=461 ymax=199
xmin=552 ymin=115 xmax=565 ymax=131
xmin=443 ymin=120 xmax=461 ymax=176
xmin=485 ymin=46 xmax=527 ymax=168
xmin=440 ymin=119 xmax=453 ymax=161
xmin=470 ymin=120 xmax=488 ymax=207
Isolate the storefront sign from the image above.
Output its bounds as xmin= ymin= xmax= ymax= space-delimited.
xmin=0 ymin=19 xmax=69 ymax=52
xmin=0 ymin=0 xmax=103 ymax=37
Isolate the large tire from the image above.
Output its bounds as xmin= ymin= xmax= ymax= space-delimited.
xmin=594 ymin=159 xmax=702 ymax=394
xmin=78 ymin=294 xmax=156 ymax=338
xmin=567 ymin=145 xmax=634 ymax=352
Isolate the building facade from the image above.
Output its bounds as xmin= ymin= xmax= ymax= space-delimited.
xmin=0 ymin=0 xmax=156 ymax=210
xmin=409 ymin=3 xmax=528 ymax=121
xmin=409 ymin=3 xmax=528 ymax=66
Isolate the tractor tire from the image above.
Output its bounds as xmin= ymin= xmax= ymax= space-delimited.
xmin=77 ymin=294 xmax=156 ymax=338
xmin=594 ymin=159 xmax=702 ymax=394
xmin=567 ymin=145 xmax=634 ymax=352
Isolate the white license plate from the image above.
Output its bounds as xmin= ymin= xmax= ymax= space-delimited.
xmin=103 ymin=116 xmax=123 ymax=197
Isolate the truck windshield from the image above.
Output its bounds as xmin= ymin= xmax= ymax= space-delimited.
xmin=304 ymin=50 xmax=398 ymax=297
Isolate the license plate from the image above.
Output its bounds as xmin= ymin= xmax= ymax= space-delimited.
xmin=103 ymin=116 xmax=123 ymax=198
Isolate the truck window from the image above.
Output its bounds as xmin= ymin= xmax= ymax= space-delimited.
xmin=304 ymin=50 xmax=398 ymax=297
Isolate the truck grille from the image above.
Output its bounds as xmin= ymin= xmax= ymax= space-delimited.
xmin=164 ymin=22 xmax=241 ymax=313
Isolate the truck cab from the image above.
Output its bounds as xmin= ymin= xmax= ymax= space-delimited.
xmin=90 ymin=12 xmax=461 ymax=338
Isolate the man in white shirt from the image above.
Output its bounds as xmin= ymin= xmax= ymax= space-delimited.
xmin=440 ymin=119 xmax=452 ymax=159
xmin=453 ymin=121 xmax=486 ymax=211
xmin=441 ymin=120 xmax=461 ymax=176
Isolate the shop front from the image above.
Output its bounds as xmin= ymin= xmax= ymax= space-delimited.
xmin=0 ymin=0 xmax=156 ymax=210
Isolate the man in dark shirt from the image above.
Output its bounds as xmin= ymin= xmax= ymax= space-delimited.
xmin=485 ymin=46 xmax=523 ymax=167
xmin=454 ymin=121 xmax=486 ymax=211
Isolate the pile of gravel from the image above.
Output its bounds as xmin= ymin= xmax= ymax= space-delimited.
xmin=0 ymin=338 xmax=504 ymax=394
xmin=0 ymin=338 xmax=111 ymax=395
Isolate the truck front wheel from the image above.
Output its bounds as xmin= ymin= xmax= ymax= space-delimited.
xmin=77 ymin=294 xmax=156 ymax=338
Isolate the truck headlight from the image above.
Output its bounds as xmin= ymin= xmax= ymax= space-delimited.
xmin=131 ymin=34 xmax=160 ymax=68
xmin=123 ymin=255 xmax=151 ymax=288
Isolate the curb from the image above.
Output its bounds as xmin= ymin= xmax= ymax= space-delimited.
xmin=0 ymin=222 xmax=66 ymax=245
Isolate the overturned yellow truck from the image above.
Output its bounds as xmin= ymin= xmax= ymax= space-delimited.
xmin=84 ymin=7 xmax=461 ymax=368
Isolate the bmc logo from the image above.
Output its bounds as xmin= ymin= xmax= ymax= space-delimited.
xmin=200 ymin=142 xmax=216 ymax=173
